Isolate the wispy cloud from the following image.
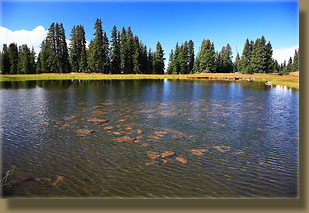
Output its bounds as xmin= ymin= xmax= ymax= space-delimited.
xmin=0 ymin=26 xmax=47 ymax=55
xmin=273 ymin=46 xmax=298 ymax=65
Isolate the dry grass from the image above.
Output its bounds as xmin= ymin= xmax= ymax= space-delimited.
xmin=0 ymin=72 xmax=299 ymax=89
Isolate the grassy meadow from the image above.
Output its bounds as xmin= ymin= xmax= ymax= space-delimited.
xmin=0 ymin=72 xmax=299 ymax=89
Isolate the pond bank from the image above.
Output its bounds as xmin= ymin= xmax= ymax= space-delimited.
xmin=0 ymin=72 xmax=299 ymax=89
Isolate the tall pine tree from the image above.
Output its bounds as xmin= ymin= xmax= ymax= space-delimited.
xmin=233 ymin=53 xmax=240 ymax=73
xmin=110 ymin=26 xmax=121 ymax=74
xmin=120 ymin=27 xmax=129 ymax=74
xmin=8 ymin=43 xmax=18 ymax=74
xmin=91 ymin=18 xmax=105 ymax=73
xmin=1 ymin=44 xmax=10 ymax=74
xmin=153 ymin=42 xmax=165 ymax=74
xmin=102 ymin=32 xmax=110 ymax=73
xmin=239 ymin=39 xmax=252 ymax=73
xmin=198 ymin=39 xmax=216 ymax=73
xmin=188 ymin=40 xmax=194 ymax=73
xmin=292 ymin=49 xmax=299 ymax=72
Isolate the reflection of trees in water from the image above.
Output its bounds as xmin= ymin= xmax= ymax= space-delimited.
xmin=36 ymin=80 xmax=73 ymax=89
xmin=0 ymin=80 xmax=75 ymax=89
xmin=0 ymin=81 xmax=37 ymax=89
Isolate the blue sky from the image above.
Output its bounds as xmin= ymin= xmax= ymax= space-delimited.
xmin=0 ymin=0 xmax=299 ymax=63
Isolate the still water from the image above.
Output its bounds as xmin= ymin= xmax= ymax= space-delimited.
xmin=0 ymin=79 xmax=298 ymax=198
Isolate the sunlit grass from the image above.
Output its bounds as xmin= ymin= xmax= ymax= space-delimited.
xmin=0 ymin=72 xmax=299 ymax=89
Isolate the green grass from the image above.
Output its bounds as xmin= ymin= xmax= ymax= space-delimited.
xmin=1 ymin=165 xmax=18 ymax=185
xmin=253 ymin=77 xmax=299 ymax=89
xmin=0 ymin=73 xmax=186 ymax=81
xmin=0 ymin=73 xmax=299 ymax=89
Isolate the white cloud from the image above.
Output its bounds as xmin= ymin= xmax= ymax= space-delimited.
xmin=273 ymin=46 xmax=298 ymax=65
xmin=0 ymin=26 xmax=47 ymax=55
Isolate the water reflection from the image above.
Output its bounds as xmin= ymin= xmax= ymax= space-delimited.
xmin=273 ymin=84 xmax=294 ymax=94
xmin=1 ymin=79 xmax=298 ymax=198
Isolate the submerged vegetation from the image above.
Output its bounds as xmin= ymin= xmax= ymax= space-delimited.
xmin=1 ymin=76 xmax=299 ymax=197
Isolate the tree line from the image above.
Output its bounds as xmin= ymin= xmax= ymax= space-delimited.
xmin=0 ymin=19 xmax=298 ymax=75
xmin=0 ymin=43 xmax=36 ymax=74
xmin=167 ymin=36 xmax=299 ymax=75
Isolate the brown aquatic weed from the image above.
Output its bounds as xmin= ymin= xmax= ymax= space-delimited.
xmin=114 ymin=136 xmax=135 ymax=143
xmin=191 ymin=149 xmax=208 ymax=156
xmin=137 ymin=129 xmax=143 ymax=135
xmin=214 ymin=146 xmax=231 ymax=152
xmin=75 ymin=129 xmax=94 ymax=135
xmin=52 ymin=176 xmax=64 ymax=186
xmin=145 ymin=161 xmax=159 ymax=166
xmin=161 ymin=151 xmax=176 ymax=158
xmin=87 ymin=118 xmax=109 ymax=123
xmin=64 ymin=115 xmax=76 ymax=120
xmin=140 ymin=143 xmax=150 ymax=147
xmin=176 ymin=157 xmax=187 ymax=164
xmin=104 ymin=126 xmax=113 ymax=130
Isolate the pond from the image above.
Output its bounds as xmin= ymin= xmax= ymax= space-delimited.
xmin=0 ymin=79 xmax=299 ymax=198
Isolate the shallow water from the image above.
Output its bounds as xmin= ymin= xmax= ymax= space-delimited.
xmin=0 ymin=79 xmax=298 ymax=198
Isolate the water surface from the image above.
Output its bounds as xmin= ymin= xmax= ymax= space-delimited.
xmin=0 ymin=79 xmax=299 ymax=198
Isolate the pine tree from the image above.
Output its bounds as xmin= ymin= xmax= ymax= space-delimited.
xmin=77 ymin=25 xmax=87 ymax=72
xmin=278 ymin=60 xmax=288 ymax=75
xmin=154 ymin=41 xmax=165 ymax=74
xmin=226 ymin=44 xmax=233 ymax=73
xmin=80 ymin=48 xmax=88 ymax=72
xmin=250 ymin=38 xmax=261 ymax=73
xmin=218 ymin=44 xmax=233 ymax=73
xmin=8 ymin=43 xmax=18 ymax=74
xmin=250 ymin=36 xmax=268 ymax=73
xmin=215 ymin=51 xmax=220 ymax=73
xmin=292 ymin=49 xmax=299 ymax=72
xmin=188 ymin=40 xmax=194 ymax=73
xmin=37 ymin=40 xmax=50 ymax=73
xmin=87 ymin=39 xmax=95 ymax=72
xmin=233 ymin=53 xmax=240 ymax=73
xmin=120 ymin=27 xmax=128 ymax=74
xmin=265 ymin=41 xmax=273 ymax=73
xmin=102 ymin=32 xmax=110 ymax=74
xmin=126 ymin=26 xmax=134 ymax=74
xmin=272 ymin=59 xmax=279 ymax=73
xmin=172 ymin=43 xmax=180 ymax=74
xmin=193 ymin=52 xmax=200 ymax=73
xmin=147 ymin=48 xmax=154 ymax=74
xmin=20 ymin=44 xmax=31 ymax=74
xmin=36 ymin=52 xmax=42 ymax=74
xmin=239 ymin=39 xmax=251 ymax=73
xmin=179 ymin=42 xmax=189 ymax=74
xmin=198 ymin=39 xmax=216 ymax=73
xmin=1 ymin=44 xmax=10 ymax=74
xmin=59 ymin=23 xmax=71 ymax=73
xmin=46 ymin=22 xmax=56 ymax=73
xmin=110 ymin=26 xmax=121 ymax=74
xmin=133 ymin=47 xmax=141 ymax=74
xmin=92 ymin=18 xmax=104 ymax=73
xmin=17 ymin=45 xmax=22 ymax=74
xmin=29 ymin=47 xmax=36 ymax=74
xmin=287 ymin=57 xmax=293 ymax=73
xmin=39 ymin=22 xmax=70 ymax=73
xmin=140 ymin=43 xmax=148 ymax=73
xmin=167 ymin=49 xmax=174 ymax=74
xmin=69 ymin=25 xmax=79 ymax=71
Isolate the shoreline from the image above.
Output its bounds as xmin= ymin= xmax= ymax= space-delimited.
xmin=0 ymin=72 xmax=299 ymax=89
